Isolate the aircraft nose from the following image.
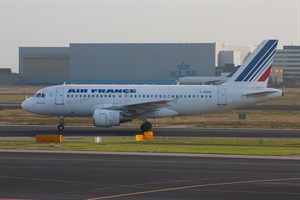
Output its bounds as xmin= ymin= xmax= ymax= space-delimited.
xmin=21 ymin=99 xmax=29 ymax=111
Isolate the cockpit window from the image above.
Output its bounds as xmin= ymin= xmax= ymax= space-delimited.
xmin=35 ymin=93 xmax=46 ymax=98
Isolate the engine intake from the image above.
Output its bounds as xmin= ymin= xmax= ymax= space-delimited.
xmin=93 ymin=109 xmax=132 ymax=127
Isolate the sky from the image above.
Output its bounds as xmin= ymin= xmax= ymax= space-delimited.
xmin=0 ymin=0 xmax=299 ymax=73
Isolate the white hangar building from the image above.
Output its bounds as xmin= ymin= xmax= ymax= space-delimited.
xmin=19 ymin=43 xmax=216 ymax=84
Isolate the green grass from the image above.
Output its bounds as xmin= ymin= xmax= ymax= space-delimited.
xmin=2 ymin=137 xmax=300 ymax=156
xmin=102 ymin=137 xmax=300 ymax=147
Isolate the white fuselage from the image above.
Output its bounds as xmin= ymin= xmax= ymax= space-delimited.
xmin=21 ymin=84 xmax=282 ymax=119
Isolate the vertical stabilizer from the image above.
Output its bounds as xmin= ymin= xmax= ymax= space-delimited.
xmin=222 ymin=39 xmax=278 ymax=88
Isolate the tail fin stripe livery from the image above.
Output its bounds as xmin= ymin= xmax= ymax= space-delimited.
xmin=243 ymin=41 xmax=276 ymax=81
xmin=236 ymin=40 xmax=277 ymax=82
xmin=258 ymin=65 xmax=272 ymax=82
xmin=247 ymin=41 xmax=277 ymax=82
xmin=248 ymin=49 xmax=276 ymax=82
xmin=235 ymin=40 xmax=272 ymax=81
xmin=235 ymin=40 xmax=278 ymax=82
xmin=245 ymin=43 xmax=277 ymax=82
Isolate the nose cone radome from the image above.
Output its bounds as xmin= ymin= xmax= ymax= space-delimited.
xmin=21 ymin=99 xmax=29 ymax=111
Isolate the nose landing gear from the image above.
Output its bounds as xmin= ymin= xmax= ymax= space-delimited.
xmin=57 ymin=116 xmax=64 ymax=132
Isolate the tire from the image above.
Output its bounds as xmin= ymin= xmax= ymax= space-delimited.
xmin=146 ymin=121 xmax=152 ymax=129
xmin=140 ymin=122 xmax=151 ymax=132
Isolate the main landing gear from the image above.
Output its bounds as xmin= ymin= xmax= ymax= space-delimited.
xmin=140 ymin=121 xmax=152 ymax=132
xmin=57 ymin=116 xmax=64 ymax=132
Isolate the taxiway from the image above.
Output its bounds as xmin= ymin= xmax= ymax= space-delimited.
xmin=0 ymin=151 xmax=300 ymax=200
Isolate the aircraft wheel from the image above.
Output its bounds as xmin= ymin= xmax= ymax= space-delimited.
xmin=140 ymin=121 xmax=152 ymax=132
xmin=146 ymin=121 xmax=152 ymax=129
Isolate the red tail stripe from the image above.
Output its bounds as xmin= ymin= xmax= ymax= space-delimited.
xmin=258 ymin=65 xmax=272 ymax=82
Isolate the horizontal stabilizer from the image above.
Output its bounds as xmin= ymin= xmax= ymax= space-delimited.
xmin=242 ymin=90 xmax=278 ymax=97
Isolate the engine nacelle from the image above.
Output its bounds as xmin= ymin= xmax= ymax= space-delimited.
xmin=93 ymin=109 xmax=132 ymax=127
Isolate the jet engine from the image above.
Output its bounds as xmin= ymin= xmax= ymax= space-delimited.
xmin=93 ymin=109 xmax=132 ymax=127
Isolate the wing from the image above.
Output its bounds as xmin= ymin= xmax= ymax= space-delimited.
xmin=104 ymin=100 xmax=173 ymax=117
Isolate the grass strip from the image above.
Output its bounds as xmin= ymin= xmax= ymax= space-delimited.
xmin=1 ymin=137 xmax=300 ymax=156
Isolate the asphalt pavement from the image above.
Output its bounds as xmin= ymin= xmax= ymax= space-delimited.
xmin=0 ymin=125 xmax=300 ymax=138
xmin=0 ymin=151 xmax=300 ymax=200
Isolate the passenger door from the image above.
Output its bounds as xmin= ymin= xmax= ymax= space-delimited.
xmin=55 ymin=88 xmax=64 ymax=105
xmin=217 ymin=88 xmax=226 ymax=105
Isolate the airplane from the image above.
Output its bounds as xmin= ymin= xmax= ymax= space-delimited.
xmin=22 ymin=39 xmax=282 ymax=132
